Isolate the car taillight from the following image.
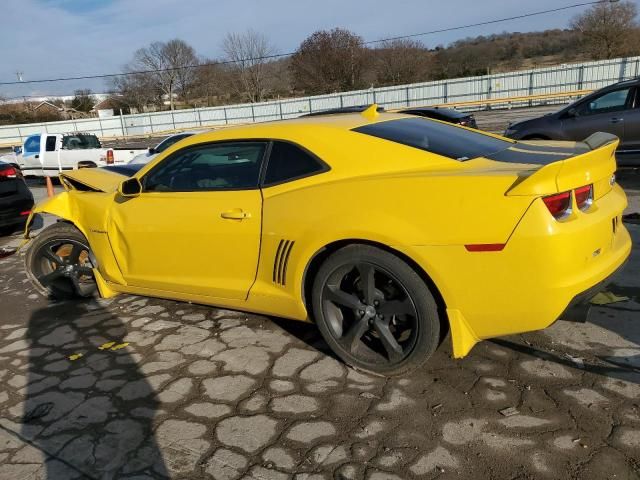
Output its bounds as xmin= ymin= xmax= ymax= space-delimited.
xmin=0 ymin=166 xmax=18 ymax=179
xmin=542 ymin=191 xmax=572 ymax=219
xmin=575 ymin=184 xmax=593 ymax=211
xmin=106 ymin=149 xmax=114 ymax=165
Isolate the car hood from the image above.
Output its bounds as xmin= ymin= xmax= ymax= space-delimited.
xmin=59 ymin=168 xmax=126 ymax=193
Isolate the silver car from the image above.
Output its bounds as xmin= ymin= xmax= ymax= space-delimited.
xmin=504 ymin=78 xmax=640 ymax=166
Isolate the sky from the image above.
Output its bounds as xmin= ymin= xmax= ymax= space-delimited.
xmin=1 ymin=0 xmax=638 ymax=99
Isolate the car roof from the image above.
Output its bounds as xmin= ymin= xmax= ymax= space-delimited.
xmin=189 ymin=111 xmax=415 ymax=143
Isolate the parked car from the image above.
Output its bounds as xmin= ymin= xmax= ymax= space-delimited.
xmin=303 ymin=105 xmax=478 ymax=128
xmin=101 ymin=163 xmax=145 ymax=176
xmin=504 ymin=78 xmax=640 ymax=166
xmin=128 ymin=130 xmax=209 ymax=165
xmin=15 ymin=133 xmax=148 ymax=177
xmin=301 ymin=105 xmax=385 ymax=117
xmin=398 ymin=107 xmax=478 ymax=128
xmin=24 ymin=108 xmax=630 ymax=376
xmin=0 ymin=161 xmax=34 ymax=236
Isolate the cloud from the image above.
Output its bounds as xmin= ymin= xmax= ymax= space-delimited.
xmin=0 ymin=0 xmax=598 ymax=98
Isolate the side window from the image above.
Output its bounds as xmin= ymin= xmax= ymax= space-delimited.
xmin=264 ymin=141 xmax=327 ymax=186
xmin=578 ymin=88 xmax=631 ymax=116
xmin=143 ymin=142 xmax=266 ymax=192
xmin=45 ymin=136 xmax=57 ymax=152
xmin=24 ymin=135 xmax=41 ymax=155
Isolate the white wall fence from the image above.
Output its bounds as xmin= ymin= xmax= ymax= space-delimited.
xmin=1 ymin=55 xmax=639 ymax=146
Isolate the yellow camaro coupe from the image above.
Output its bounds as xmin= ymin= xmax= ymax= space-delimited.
xmin=24 ymin=106 xmax=631 ymax=375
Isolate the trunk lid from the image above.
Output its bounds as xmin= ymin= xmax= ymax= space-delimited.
xmin=501 ymin=132 xmax=618 ymax=198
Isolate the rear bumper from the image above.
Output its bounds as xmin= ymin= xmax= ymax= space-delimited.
xmin=557 ymin=257 xmax=628 ymax=323
xmin=0 ymin=186 xmax=34 ymax=228
xmin=404 ymin=184 xmax=632 ymax=357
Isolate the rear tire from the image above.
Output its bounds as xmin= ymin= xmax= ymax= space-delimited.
xmin=311 ymin=245 xmax=440 ymax=376
xmin=25 ymin=223 xmax=97 ymax=300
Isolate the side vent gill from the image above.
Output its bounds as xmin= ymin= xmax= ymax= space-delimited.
xmin=273 ymin=239 xmax=295 ymax=286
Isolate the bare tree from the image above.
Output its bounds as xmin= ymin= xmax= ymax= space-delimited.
xmin=123 ymin=39 xmax=198 ymax=110
xmin=110 ymin=72 xmax=160 ymax=112
xmin=290 ymin=28 xmax=368 ymax=95
xmin=191 ymin=59 xmax=232 ymax=107
xmin=571 ymin=1 xmax=639 ymax=59
xmin=222 ymin=30 xmax=277 ymax=103
xmin=373 ymin=39 xmax=432 ymax=86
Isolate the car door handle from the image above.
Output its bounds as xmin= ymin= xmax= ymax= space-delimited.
xmin=220 ymin=209 xmax=251 ymax=220
xmin=610 ymin=117 xmax=624 ymax=124
xmin=35 ymin=154 xmax=39 ymax=159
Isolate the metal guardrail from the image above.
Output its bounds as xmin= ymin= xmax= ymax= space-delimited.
xmin=0 ymin=55 xmax=638 ymax=147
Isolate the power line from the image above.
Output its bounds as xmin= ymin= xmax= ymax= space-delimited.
xmin=0 ymin=0 xmax=610 ymax=87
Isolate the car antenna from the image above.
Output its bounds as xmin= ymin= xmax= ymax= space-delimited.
xmin=361 ymin=104 xmax=379 ymax=121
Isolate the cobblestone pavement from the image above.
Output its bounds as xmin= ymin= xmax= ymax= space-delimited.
xmin=0 ymin=191 xmax=638 ymax=478
xmin=0 ymin=224 xmax=637 ymax=480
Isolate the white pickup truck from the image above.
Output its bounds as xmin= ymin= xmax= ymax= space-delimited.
xmin=11 ymin=133 xmax=147 ymax=177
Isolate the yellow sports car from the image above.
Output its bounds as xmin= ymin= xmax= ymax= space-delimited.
xmin=24 ymin=106 xmax=631 ymax=375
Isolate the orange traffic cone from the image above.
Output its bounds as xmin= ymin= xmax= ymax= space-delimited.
xmin=45 ymin=176 xmax=55 ymax=198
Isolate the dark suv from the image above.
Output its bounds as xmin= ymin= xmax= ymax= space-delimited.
xmin=504 ymin=78 xmax=640 ymax=166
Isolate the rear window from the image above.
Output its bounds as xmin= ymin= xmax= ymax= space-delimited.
xmin=62 ymin=134 xmax=101 ymax=150
xmin=353 ymin=117 xmax=511 ymax=160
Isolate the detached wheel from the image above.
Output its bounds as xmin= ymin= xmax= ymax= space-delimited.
xmin=311 ymin=245 xmax=440 ymax=376
xmin=25 ymin=223 xmax=97 ymax=299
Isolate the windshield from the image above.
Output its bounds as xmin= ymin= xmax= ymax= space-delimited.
xmin=155 ymin=133 xmax=193 ymax=153
xmin=353 ymin=117 xmax=512 ymax=161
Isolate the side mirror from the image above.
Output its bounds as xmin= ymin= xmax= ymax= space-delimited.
xmin=118 ymin=177 xmax=142 ymax=198
xmin=148 ymin=147 xmax=155 ymax=154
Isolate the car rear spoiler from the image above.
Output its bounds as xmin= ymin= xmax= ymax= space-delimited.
xmin=506 ymin=132 xmax=618 ymax=197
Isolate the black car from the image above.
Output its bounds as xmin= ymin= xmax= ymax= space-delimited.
xmin=101 ymin=163 xmax=145 ymax=177
xmin=398 ymin=107 xmax=478 ymax=128
xmin=0 ymin=161 xmax=34 ymax=235
xmin=302 ymin=105 xmax=479 ymax=129
xmin=301 ymin=105 xmax=386 ymax=117
xmin=504 ymin=78 xmax=640 ymax=166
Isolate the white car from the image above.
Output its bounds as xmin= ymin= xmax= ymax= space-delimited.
xmin=128 ymin=130 xmax=209 ymax=165
xmin=15 ymin=133 xmax=147 ymax=177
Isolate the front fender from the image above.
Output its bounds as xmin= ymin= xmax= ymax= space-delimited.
xmin=24 ymin=191 xmax=127 ymax=288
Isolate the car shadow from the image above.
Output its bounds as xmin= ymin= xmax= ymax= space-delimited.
xmin=492 ymin=336 xmax=640 ymax=386
xmin=20 ymin=299 xmax=169 ymax=478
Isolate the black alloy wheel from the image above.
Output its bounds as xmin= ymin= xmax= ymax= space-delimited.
xmin=312 ymin=245 xmax=440 ymax=376
xmin=26 ymin=223 xmax=97 ymax=299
